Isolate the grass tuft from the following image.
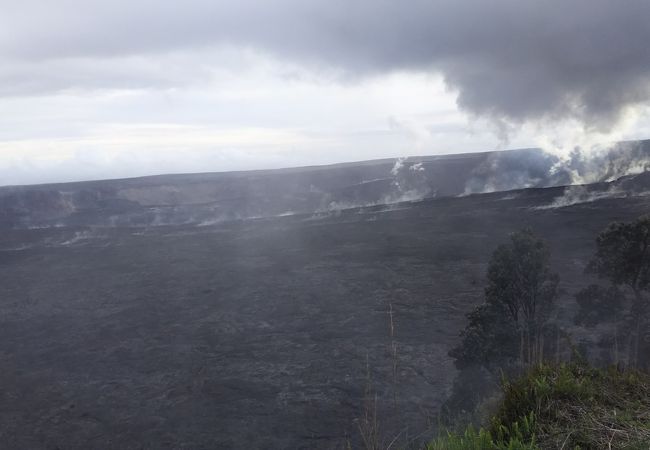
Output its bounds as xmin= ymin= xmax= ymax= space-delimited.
xmin=430 ymin=363 xmax=650 ymax=449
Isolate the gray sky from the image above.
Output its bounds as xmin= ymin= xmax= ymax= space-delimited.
xmin=2 ymin=0 xmax=650 ymax=185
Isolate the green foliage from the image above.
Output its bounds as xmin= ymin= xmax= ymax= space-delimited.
xmin=449 ymin=303 xmax=519 ymax=371
xmin=427 ymin=419 xmax=537 ymax=450
xmin=450 ymin=229 xmax=560 ymax=372
xmin=576 ymin=215 xmax=650 ymax=369
xmin=587 ymin=214 xmax=650 ymax=294
xmin=494 ymin=363 xmax=650 ymax=449
xmin=432 ymin=363 xmax=650 ymax=450
xmin=484 ymin=230 xmax=559 ymax=328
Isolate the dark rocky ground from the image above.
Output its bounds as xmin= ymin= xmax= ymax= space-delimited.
xmin=1 ymin=175 xmax=649 ymax=449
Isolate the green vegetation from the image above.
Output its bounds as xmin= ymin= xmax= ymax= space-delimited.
xmin=588 ymin=215 xmax=650 ymax=295
xmin=427 ymin=418 xmax=536 ymax=450
xmin=449 ymin=229 xmax=560 ymax=373
xmin=576 ymin=215 xmax=650 ymax=369
xmin=360 ymin=217 xmax=650 ymax=449
xmin=433 ymin=218 xmax=650 ymax=449
xmin=444 ymin=230 xmax=560 ymax=417
xmin=430 ymin=363 xmax=650 ymax=449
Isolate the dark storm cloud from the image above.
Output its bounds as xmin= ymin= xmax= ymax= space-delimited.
xmin=2 ymin=1 xmax=650 ymax=128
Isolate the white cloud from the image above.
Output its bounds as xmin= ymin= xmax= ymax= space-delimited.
xmin=1 ymin=1 xmax=650 ymax=185
xmin=0 ymin=60 xmax=521 ymax=185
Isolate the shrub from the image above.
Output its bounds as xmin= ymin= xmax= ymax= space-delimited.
xmin=432 ymin=363 xmax=650 ymax=449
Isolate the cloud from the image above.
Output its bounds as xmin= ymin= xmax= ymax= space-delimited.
xmin=2 ymin=1 xmax=650 ymax=186
xmin=2 ymin=1 xmax=650 ymax=130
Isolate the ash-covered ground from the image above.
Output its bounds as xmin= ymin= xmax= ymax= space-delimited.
xmin=0 ymin=149 xmax=649 ymax=449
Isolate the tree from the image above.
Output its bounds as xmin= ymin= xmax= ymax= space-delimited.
xmin=587 ymin=215 xmax=650 ymax=301
xmin=449 ymin=302 xmax=520 ymax=372
xmin=444 ymin=230 xmax=560 ymax=418
xmin=450 ymin=229 xmax=560 ymax=372
xmin=577 ymin=215 xmax=650 ymax=368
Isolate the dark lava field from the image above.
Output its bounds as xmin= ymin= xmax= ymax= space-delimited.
xmin=1 ymin=148 xmax=649 ymax=449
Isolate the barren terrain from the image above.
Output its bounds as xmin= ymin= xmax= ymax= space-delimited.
xmin=1 ymin=150 xmax=649 ymax=448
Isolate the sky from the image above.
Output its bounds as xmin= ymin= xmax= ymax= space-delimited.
xmin=2 ymin=0 xmax=650 ymax=186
